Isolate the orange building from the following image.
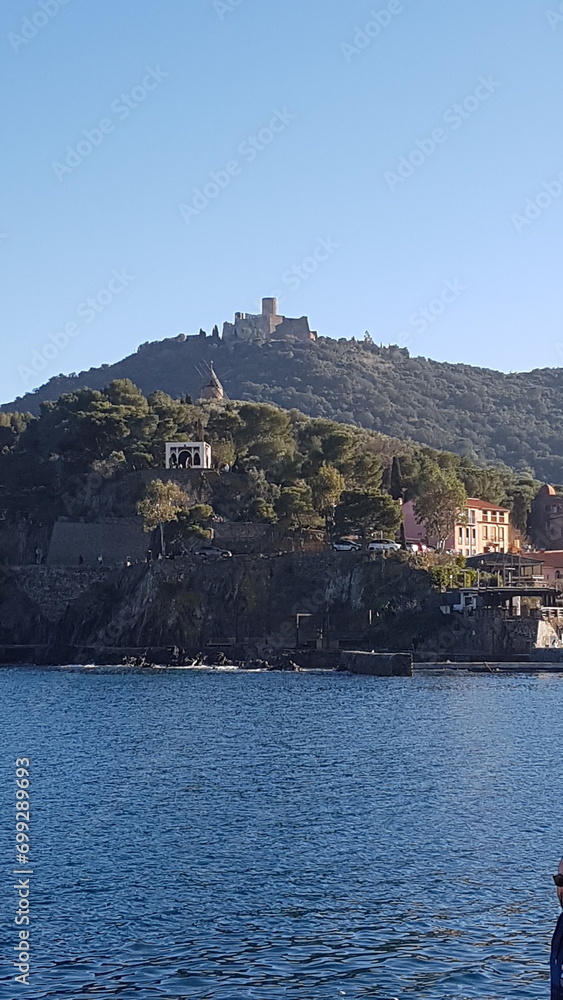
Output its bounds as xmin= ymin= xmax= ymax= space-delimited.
xmin=454 ymin=498 xmax=511 ymax=558
xmin=403 ymin=497 xmax=511 ymax=556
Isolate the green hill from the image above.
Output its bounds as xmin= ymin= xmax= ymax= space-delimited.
xmin=0 ymin=379 xmax=535 ymax=541
xmin=5 ymin=332 xmax=563 ymax=480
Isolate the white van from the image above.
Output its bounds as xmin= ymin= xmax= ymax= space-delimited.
xmin=368 ymin=539 xmax=401 ymax=552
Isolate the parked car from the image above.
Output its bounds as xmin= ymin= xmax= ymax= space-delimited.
xmin=195 ymin=546 xmax=233 ymax=559
xmin=368 ymin=539 xmax=401 ymax=552
xmin=332 ymin=540 xmax=361 ymax=551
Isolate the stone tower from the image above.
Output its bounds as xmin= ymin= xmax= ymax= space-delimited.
xmin=222 ymin=297 xmax=317 ymax=342
xmin=200 ymin=362 xmax=225 ymax=401
xmin=261 ymin=297 xmax=284 ymax=335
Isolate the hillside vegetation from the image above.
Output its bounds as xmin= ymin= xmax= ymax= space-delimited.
xmin=0 ymin=379 xmax=536 ymax=537
xmin=5 ymin=333 xmax=562 ymax=480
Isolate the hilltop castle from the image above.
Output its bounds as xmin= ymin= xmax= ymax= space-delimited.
xmin=222 ymin=298 xmax=317 ymax=343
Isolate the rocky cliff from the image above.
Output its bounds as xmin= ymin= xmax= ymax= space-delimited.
xmin=0 ymin=553 xmax=442 ymax=663
xmin=2 ymin=552 xmax=556 ymax=666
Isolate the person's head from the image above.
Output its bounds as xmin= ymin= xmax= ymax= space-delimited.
xmin=554 ymin=859 xmax=563 ymax=907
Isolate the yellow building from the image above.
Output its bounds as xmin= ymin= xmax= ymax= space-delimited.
xmin=454 ymin=498 xmax=511 ymax=558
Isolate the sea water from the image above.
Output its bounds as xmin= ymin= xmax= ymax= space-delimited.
xmin=0 ymin=667 xmax=559 ymax=998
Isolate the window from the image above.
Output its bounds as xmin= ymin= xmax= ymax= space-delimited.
xmin=482 ymin=527 xmax=488 ymax=539
xmin=482 ymin=511 xmax=489 ymax=522
xmin=472 ymin=528 xmax=476 ymax=539
xmin=491 ymin=511 xmax=497 ymax=522
xmin=499 ymin=513 xmax=505 ymax=523
xmin=466 ymin=527 xmax=470 ymax=541
xmin=458 ymin=528 xmax=463 ymax=541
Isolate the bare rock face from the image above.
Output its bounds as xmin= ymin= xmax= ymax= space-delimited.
xmin=0 ymin=553 xmax=437 ymax=662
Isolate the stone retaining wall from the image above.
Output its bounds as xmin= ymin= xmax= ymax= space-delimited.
xmin=12 ymin=566 xmax=108 ymax=622
xmin=340 ymin=651 xmax=413 ymax=676
xmin=47 ymin=520 xmax=148 ymax=568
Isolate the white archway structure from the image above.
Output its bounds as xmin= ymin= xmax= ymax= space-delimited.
xmin=165 ymin=441 xmax=212 ymax=470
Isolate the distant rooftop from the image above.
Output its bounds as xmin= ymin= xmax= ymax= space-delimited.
xmin=466 ymin=497 xmax=510 ymax=512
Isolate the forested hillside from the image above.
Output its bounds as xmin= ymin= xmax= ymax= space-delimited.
xmin=5 ymin=333 xmax=563 ymax=480
xmin=0 ymin=380 xmax=536 ymax=540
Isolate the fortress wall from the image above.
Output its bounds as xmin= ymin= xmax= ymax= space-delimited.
xmin=47 ymin=519 xmax=148 ymax=567
xmin=212 ymin=523 xmax=276 ymax=553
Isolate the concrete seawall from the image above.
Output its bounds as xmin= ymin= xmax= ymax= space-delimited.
xmin=340 ymin=651 xmax=413 ymax=677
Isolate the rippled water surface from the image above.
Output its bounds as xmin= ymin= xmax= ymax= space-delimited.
xmin=1 ymin=668 xmax=562 ymax=998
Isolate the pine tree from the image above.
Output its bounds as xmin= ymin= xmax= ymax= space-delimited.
xmin=390 ymin=456 xmax=403 ymax=501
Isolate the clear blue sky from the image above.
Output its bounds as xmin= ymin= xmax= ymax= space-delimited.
xmin=2 ymin=0 xmax=563 ymax=404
